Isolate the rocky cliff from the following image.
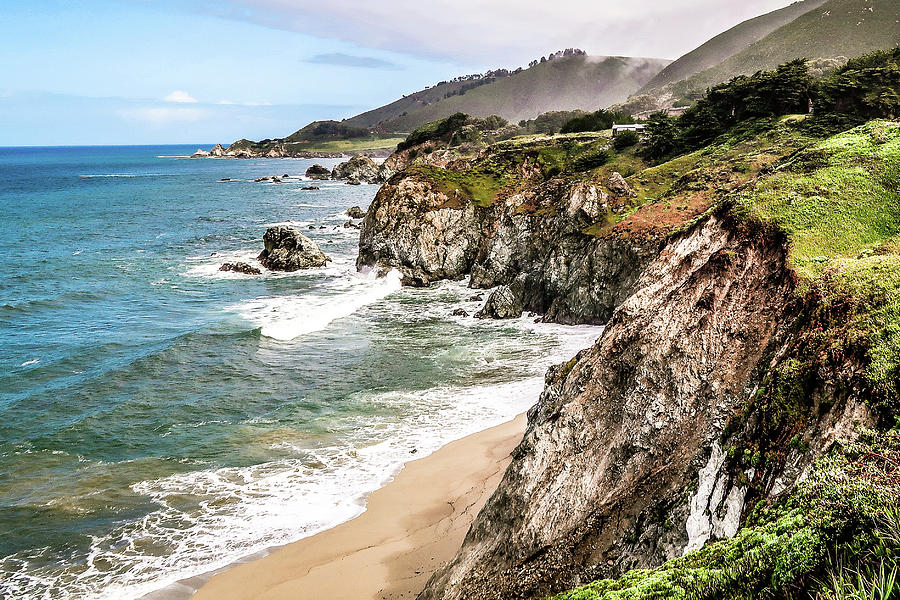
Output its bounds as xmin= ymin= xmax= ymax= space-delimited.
xmin=359 ymin=117 xmax=900 ymax=598
xmin=358 ymin=134 xmax=670 ymax=324
xmin=419 ymin=206 xmax=876 ymax=599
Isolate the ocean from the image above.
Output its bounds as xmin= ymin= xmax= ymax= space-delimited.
xmin=0 ymin=145 xmax=601 ymax=599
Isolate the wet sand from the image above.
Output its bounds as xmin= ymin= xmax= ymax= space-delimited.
xmin=188 ymin=414 xmax=526 ymax=600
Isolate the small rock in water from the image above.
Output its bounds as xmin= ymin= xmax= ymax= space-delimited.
xmin=469 ymin=294 xmax=484 ymax=302
xmin=410 ymin=448 xmax=418 ymax=454
xmin=475 ymin=284 xmax=524 ymax=320
xmin=451 ymin=308 xmax=470 ymax=317
xmin=345 ymin=177 xmax=362 ymax=186
xmin=347 ymin=206 xmax=366 ymax=219
xmin=305 ymin=164 xmax=331 ymax=180
xmin=343 ymin=221 xmax=360 ymax=230
xmin=257 ymin=226 xmax=330 ymax=271
xmin=332 ymin=155 xmax=380 ymax=183
xmin=282 ymin=174 xmax=290 ymax=178
xmin=219 ymin=262 xmax=261 ymax=275
xmin=301 ymin=186 xmax=320 ymax=191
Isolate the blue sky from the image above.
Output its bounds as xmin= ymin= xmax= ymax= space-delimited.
xmin=0 ymin=0 xmax=796 ymax=145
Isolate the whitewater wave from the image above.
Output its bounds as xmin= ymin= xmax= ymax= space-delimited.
xmin=0 ymin=375 xmax=546 ymax=600
xmin=260 ymin=220 xmax=313 ymax=229
xmin=234 ymin=270 xmax=403 ymax=340
xmin=0 ymin=273 xmax=604 ymax=600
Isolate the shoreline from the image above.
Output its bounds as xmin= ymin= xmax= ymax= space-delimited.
xmin=146 ymin=414 xmax=526 ymax=600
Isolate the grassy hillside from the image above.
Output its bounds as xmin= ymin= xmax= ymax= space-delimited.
xmin=640 ymin=0 xmax=826 ymax=93
xmin=545 ymin=117 xmax=900 ymax=600
xmin=680 ymin=0 xmax=900 ymax=96
xmin=346 ymin=55 xmax=670 ymax=133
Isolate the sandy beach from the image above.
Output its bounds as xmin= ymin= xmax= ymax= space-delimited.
xmin=189 ymin=414 xmax=526 ymax=600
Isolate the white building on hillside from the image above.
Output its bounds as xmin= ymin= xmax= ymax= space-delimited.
xmin=612 ymin=123 xmax=646 ymax=137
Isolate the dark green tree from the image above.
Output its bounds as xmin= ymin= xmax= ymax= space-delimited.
xmin=640 ymin=112 xmax=681 ymax=162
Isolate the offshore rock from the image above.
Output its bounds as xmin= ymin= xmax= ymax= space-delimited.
xmin=219 ymin=262 xmax=261 ymax=275
xmin=332 ymin=155 xmax=381 ymax=183
xmin=305 ymin=164 xmax=331 ymax=180
xmin=347 ymin=206 xmax=366 ymax=219
xmin=345 ymin=177 xmax=362 ymax=186
xmin=191 ymin=148 xmax=211 ymax=158
xmin=257 ymin=226 xmax=329 ymax=271
xmin=209 ymin=144 xmax=227 ymax=157
xmin=475 ymin=284 xmax=523 ymax=319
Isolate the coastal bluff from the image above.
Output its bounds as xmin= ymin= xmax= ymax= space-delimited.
xmin=354 ymin=113 xmax=900 ymax=599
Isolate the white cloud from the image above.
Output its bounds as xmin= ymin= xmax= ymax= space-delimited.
xmin=163 ymin=90 xmax=198 ymax=103
xmin=200 ymin=0 xmax=797 ymax=63
xmin=117 ymin=107 xmax=208 ymax=124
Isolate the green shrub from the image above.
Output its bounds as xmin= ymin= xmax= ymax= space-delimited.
xmin=561 ymin=109 xmax=634 ymax=134
xmin=613 ymin=130 xmax=640 ymax=150
xmin=572 ymin=149 xmax=610 ymax=171
xmin=397 ymin=112 xmax=469 ymax=151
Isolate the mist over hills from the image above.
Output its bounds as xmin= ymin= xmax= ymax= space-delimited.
xmin=639 ymin=0 xmax=828 ymax=93
xmin=631 ymin=0 xmax=900 ymax=111
xmin=227 ymin=0 xmax=900 ymax=153
xmin=343 ymin=54 xmax=670 ymax=133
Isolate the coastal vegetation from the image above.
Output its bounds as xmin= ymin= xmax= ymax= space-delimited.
xmin=549 ymin=430 xmax=900 ymax=600
xmin=634 ymin=0 xmax=900 ymax=116
xmin=360 ymin=46 xmax=900 ymax=600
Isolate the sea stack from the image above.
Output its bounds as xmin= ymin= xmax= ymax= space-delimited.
xmin=332 ymin=155 xmax=380 ymax=183
xmin=305 ymin=164 xmax=331 ymax=180
xmin=257 ymin=226 xmax=330 ymax=271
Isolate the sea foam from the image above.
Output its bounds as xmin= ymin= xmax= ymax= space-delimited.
xmin=235 ymin=270 xmax=403 ymax=340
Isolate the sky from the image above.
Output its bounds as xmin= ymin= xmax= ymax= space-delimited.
xmin=0 ymin=0 xmax=799 ymax=146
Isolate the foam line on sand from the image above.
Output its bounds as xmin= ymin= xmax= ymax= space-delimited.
xmin=185 ymin=414 xmax=525 ymax=600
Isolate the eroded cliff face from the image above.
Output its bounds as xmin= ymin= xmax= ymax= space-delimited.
xmin=418 ymin=209 xmax=875 ymax=600
xmin=358 ymin=164 xmax=659 ymax=323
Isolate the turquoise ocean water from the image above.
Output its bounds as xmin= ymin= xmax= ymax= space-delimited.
xmin=0 ymin=146 xmax=601 ymax=599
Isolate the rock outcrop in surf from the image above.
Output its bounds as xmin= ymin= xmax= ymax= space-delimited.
xmin=258 ymin=226 xmax=329 ymax=271
xmin=332 ymin=155 xmax=381 ymax=183
xmin=305 ymin=164 xmax=332 ymax=180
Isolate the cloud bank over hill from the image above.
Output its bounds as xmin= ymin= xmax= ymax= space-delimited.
xmin=202 ymin=0 xmax=799 ymax=62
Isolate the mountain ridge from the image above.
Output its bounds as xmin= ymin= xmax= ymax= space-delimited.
xmin=639 ymin=0 xmax=828 ymax=93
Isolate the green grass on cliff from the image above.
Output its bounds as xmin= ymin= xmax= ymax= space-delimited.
xmin=549 ymin=430 xmax=900 ymax=600
xmin=410 ymin=164 xmax=506 ymax=208
xmin=734 ymin=120 xmax=900 ymax=279
xmin=546 ymin=120 xmax=900 ymax=600
xmin=814 ymin=255 xmax=900 ymax=400
xmin=733 ymin=121 xmax=900 ymax=400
